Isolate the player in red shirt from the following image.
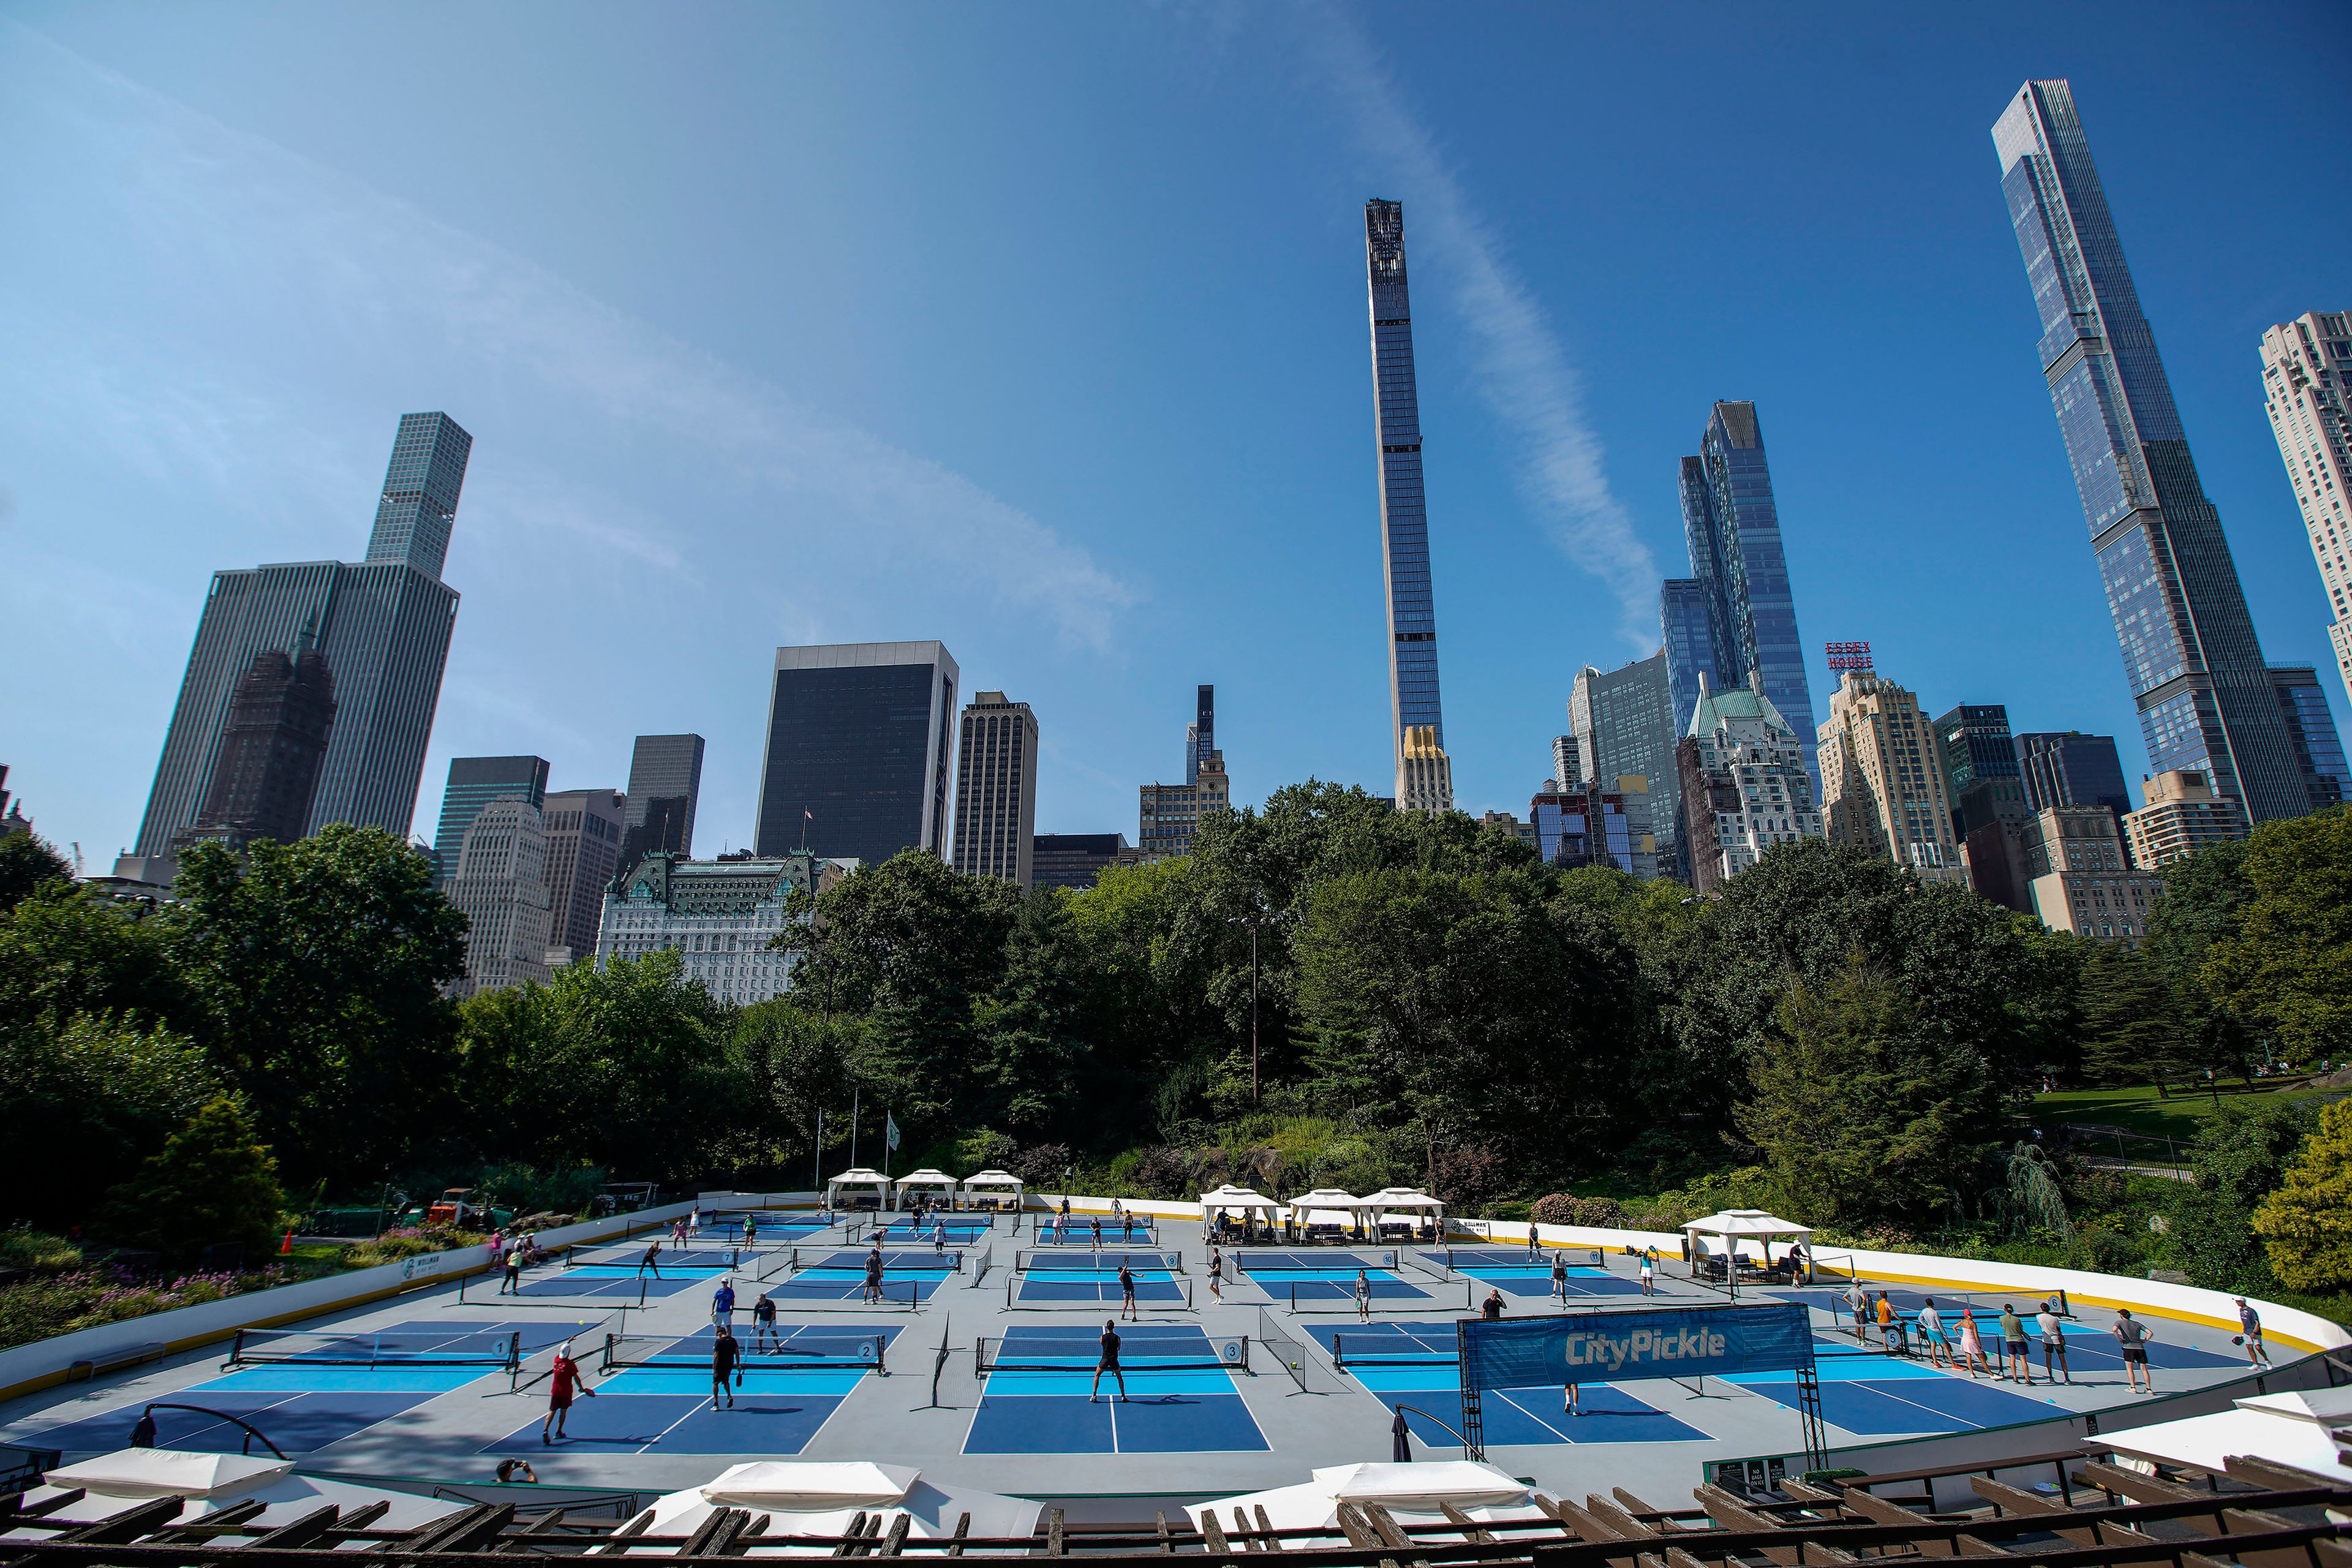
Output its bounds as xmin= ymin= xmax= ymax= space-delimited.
xmin=541 ymin=1341 xmax=597 ymax=1444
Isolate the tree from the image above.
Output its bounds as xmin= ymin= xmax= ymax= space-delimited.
xmin=2077 ymin=944 xmax=2192 ymax=1090
xmin=2252 ymin=1099 xmax=2352 ymax=1293
xmin=457 ymin=949 xmax=736 ymax=1183
xmin=0 ymin=882 xmax=197 ymax=1036
xmin=0 ymin=1012 xmax=218 ymax=1229
xmin=2162 ymin=1096 xmax=2321 ymax=1292
xmin=164 ymin=828 xmax=467 ymax=1181
xmin=2142 ymin=835 xmax=2258 ymax=1076
xmin=0 ymin=832 xmax=74 ymax=914
xmin=728 ymin=998 xmax=867 ymax=1177
xmin=971 ymin=890 xmax=1091 ymax=1136
xmin=2204 ymin=807 xmax=2352 ymax=1062
xmin=96 ymin=1095 xmax=286 ymax=1267
xmin=1735 ymin=954 xmax=2000 ymax=1227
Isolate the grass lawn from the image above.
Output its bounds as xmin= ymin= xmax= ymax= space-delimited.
xmin=2030 ymin=1082 xmax=2334 ymax=1142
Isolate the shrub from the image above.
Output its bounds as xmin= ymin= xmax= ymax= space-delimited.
xmin=94 ymin=1096 xmax=286 ymax=1268
xmin=1007 ymin=1142 xmax=1074 ymax=1189
xmin=1131 ymin=1145 xmax=1193 ymax=1200
xmin=341 ymin=1225 xmax=469 ymax=1269
xmin=1530 ymin=1194 xmax=1627 ymax=1227
xmin=0 ymin=1266 xmax=288 ymax=1352
xmin=0 ymin=1228 xmax=85 ymax=1273
xmin=2253 ymin=1100 xmax=2352 ymax=1292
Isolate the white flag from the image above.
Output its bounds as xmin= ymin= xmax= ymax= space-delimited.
xmin=884 ymin=1113 xmax=900 ymax=1152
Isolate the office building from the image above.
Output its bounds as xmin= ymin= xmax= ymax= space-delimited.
xmin=1396 ymin=726 xmax=1454 ymax=817
xmin=1659 ymin=578 xmax=1721 ymax=737
xmin=1676 ymin=671 xmax=1823 ymax=896
xmin=430 ymin=756 xmax=549 ymax=884
xmin=2121 ymin=769 xmax=2249 ymax=869
xmin=2272 ymin=665 xmax=2350 ymax=810
xmin=619 ymin=734 xmax=705 ymax=873
xmin=174 ymin=639 xmax=336 ymax=856
xmin=541 ymin=788 xmax=626 ymax=963
xmin=445 ymin=798 xmax=552 ymax=997
xmin=1994 ymin=82 xmax=2306 ymax=823
xmin=1139 ymin=753 xmax=1229 ymax=859
xmin=1670 ymin=404 xmax=1820 ymax=791
xmin=754 ymin=643 xmax=957 ymax=865
xmin=1188 ymin=686 xmax=1216 ymax=785
xmin=1529 ymin=781 xmax=1648 ymax=875
xmin=2024 ymin=804 xmax=2163 ymax=945
xmin=1572 ymin=653 xmax=1678 ymax=878
xmin=1031 ymin=833 xmax=1131 ymax=892
xmin=2258 ymin=311 xmax=2352 ymax=710
xmin=596 ymin=851 xmax=852 ymax=1008
xmin=1933 ymin=704 xmax=2033 ymax=911
xmin=1817 ymin=669 xmax=1966 ymax=885
xmin=134 ymin=413 xmax=470 ymax=859
xmin=2015 ymin=731 xmax=2133 ymax=834
xmin=1479 ymin=811 xmax=1539 ymax=852
xmin=1364 ymin=199 xmax=1450 ymax=810
xmin=1550 ymin=735 xmax=1581 ymax=791
xmin=951 ymin=691 xmax=1039 ymax=886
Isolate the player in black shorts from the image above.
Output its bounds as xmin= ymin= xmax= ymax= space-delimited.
xmin=1118 ymin=1263 xmax=1139 ymax=1321
xmin=1091 ymin=1319 xmax=1127 ymax=1402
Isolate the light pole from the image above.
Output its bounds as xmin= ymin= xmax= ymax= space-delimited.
xmin=1226 ymin=907 xmax=1291 ymax=1108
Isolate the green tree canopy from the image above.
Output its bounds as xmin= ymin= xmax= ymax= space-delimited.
xmin=0 ymin=1012 xmax=219 ymax=1230
xmin=0 ymin=832 xmax=74 ymax=914
xmin=2252 ymin=1099 xmax=2352 ymax=1293
xmin=2204 ymin=807 xmax=2352 ymax=1061
xmin=97 ymin=1094 xmax=286 ymax=1267
xmin=164 ymin=828 xmax=467 ymax=1182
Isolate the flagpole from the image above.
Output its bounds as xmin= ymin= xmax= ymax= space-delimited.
xmin=883 ymin=1108 xmax=894 ymax=1183
xmin=850 ymin=1088 xmax=860 ymax=1172
xmin=814 ymin=1108 xmax=823 ymax=1199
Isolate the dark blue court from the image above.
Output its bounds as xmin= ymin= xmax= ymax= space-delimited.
xmin=20 ymin=1318 xmax=597 ymax=1457
xmin=1436 ymin=1250 xmax=1646 ymax=1299
xmin=1012 ymin=1259 xmax=1188 ymax=1307
xmin=963 ymin=1325 xmax=1265 ymax=1455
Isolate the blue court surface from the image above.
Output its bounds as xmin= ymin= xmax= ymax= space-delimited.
xmin=17 ymin=1317 xmax=591 ymax=1457
xmin=1238 ymin=1267 xmax=1439 ymax=1307
xmin=484 ymin=1323 xmax=902 ymax=1455
xmin=1730 ymin=1343 xmax=2064 ymax=1434
xmin=964 ymin=1325 xmax=1266 ymax=1455
xmin=1435 ymin=1250 xmax=1646 ymax=1298
xmin=1013 ymin=1261 xmax=1188 ymax=1307
xmin=763 ymin=1258 xmax=948 ymax=1307
xmin=506 ymin=1268 xmax=701 ymax=1301
xmin=869 ymin=1219 xmax=995 ymax=1245
xmin=1305 ymin=1322 xmax=1706 ymax=1448
xmin=1775 ymin=1291 xmax=2248 ymax=1375
xmin=1035 ymin=1223 xmax=1158 ymax=1246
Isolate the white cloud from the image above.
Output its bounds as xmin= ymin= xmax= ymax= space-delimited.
xmin=1299 ymin=10 xmax=1664 ymax=652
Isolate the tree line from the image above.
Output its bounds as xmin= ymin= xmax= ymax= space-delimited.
xmin=1 ymin=788 xmax=2344 ymax=1291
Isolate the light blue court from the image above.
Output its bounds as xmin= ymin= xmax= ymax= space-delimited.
xmin=964 ymin=1325 xmax=1266 ymax=1455
xmin=769 ymin=1268 xmax=943 ymax=1306
xmin=1434 ymin=1250 xmax=1646 ymax=1298
xmin=197 ymin=1365 xmax=491 ymax=1393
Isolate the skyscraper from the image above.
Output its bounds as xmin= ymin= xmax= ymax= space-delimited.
xmin=2258 ymin=312 xmax=2352 ymax=710
xmin=1659 ymin=578 xmax=1721 ymax=735
xmin=2272 ymin=666 xmax=2350 ymax=810
xmin=619 ymin=734 xmax=706 ymax=873
xmin=431 ymin=756 xmax=549 ymax=885
xmin=134 ymin=413 xmax=470 ymax=858
xmin=1031 ymin=833 xmax=1131 ymax=892
xmin=1670 ymin=404 xmax=1819 ymax=791
xmin=1570 ymin=653 xmax=1678 ymax=877
xmin=1994 ymin=81 xmax=2305 ymax=823
xmin=951 ymin=691 xmax=1039 ymax=886
xmin=1365 ymin=199 xmax=1449 ymax=810
xmin=1817 ymin=669 xmax=1966 ymax=886
xmin=1188 ymin=685 xmax=1215 ymax=786
xmin=2015 ymin=731 xmax=2132 ymax=823
xmin=754 ymin=642 xmax=958 ymax=866
xmin=445 ymin=797 xmax=553 ymax=998
xmin=1935 ymin=704 xmax=2034 ymax=914
xmin=1396 ymin=726 xmax=1454 ymax=817
xmin=540 ymin=787 xmax=626 ymax=962
xmin=1677 ymin=671 xmax=1823 ymax=895
xmin=176 ymin=641 xmax=336 ymax=854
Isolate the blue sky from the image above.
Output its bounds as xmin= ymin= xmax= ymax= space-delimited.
xmin=4 ymin=2 xmax=2348 ymax=863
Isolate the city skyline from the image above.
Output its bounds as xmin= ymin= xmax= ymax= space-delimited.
xmin=7 ymin=8 xmax=2350 ymax=861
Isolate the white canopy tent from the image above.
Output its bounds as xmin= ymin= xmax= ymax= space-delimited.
xmin=17 ymin=1452 xmax=459 ymax=1531
xmin=2100 ymin=1389 xmax=2352 ymax=1485
xmin=1285 ymin=1188 xmax=1368 ymax=1235
xmin=825 ymin=1168 xmax=891 ymax=1212
xmin=961 ymin=1169 xmax=1025 ymax=1210
xmin=620 ymin=1463 xmax=1039 ymax=1553
xmin=892 ymin=1169 xmax=957 ymax=1207
xmin=1359 ymin=1186 xmax=1446 ymax=1235
xmin=1188 ymin=1463 xmax=1547 ymax=1545
xmin=1682 ymin=1210 xmax=1815 ymax=1271
xmin=1199 ymin=1183 xmax=1281 ymax=1211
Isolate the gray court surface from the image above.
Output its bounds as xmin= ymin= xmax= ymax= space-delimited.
xmin=0 ymin=1213 xmax=2280 ymax=1507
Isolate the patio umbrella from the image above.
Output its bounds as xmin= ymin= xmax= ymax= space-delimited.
xmin=1391 ymin=1408 xmax=1412 ymax=1463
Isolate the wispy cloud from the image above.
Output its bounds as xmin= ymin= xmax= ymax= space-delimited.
xmin=0 ymin=20 xmax=1137 ymax=649
xmin=1299 ymin=10 xmax=1662 ymax=651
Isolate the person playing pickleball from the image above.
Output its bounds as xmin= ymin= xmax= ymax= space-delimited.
xmin=1091 ymin=1319 xmax=1128 ymax=1403
xmin=541 ymin=1341 xmax=596 ymax=1444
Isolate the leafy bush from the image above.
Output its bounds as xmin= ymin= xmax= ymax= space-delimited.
xmin=0 ymin=1267 xmax=288 ymax=1352
xmin=0 ymin=1228 xmax=85 ymax=1273
xmin=1006 ymin=1143 xmax=1074 ymax=1189
xmin=95 ymin=1096 xmax=286 ymax=1268
xmin=1530 ymin=1193 xmax=1626 ymax=1227
xmin=1131 ymin=1145 xmax=1193 ymax=1200
xmin=341 ymin=1225 xmax=469 ymax=1269
xmin=2253 ymin=1100 xmax=2352 ymax=1292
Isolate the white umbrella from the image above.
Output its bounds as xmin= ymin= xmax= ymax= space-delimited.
xmin=615 ymin=1463 xmax=1037 ymax=1553
xmin=1189 ymin=1462 xmax=1544 ymax=1544
xmin=18 ymin=1451 xmax=459 ymax=1529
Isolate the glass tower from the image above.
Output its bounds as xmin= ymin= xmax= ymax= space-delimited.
xmin=1659 ymin=578 xmax=1721 ymax=737
xmin=366 ymin=412 xmax=473 ymax=581
xmin=1994 ymin=80 xmax=2305 ymax=823
xmin=431 ymin=755 xmax=549 ymax=884
xmin=754 ymin=641 xmax=958 ymax=866
xmin=1365 ymin=200 xmax=1447 ymax=801
xmin=1672 ymin=403 xmax=1819 ymax=791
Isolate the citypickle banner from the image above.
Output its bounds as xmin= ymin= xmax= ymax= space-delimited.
xmin=1458 ymin=1303 xmax=1814 ymax=1390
